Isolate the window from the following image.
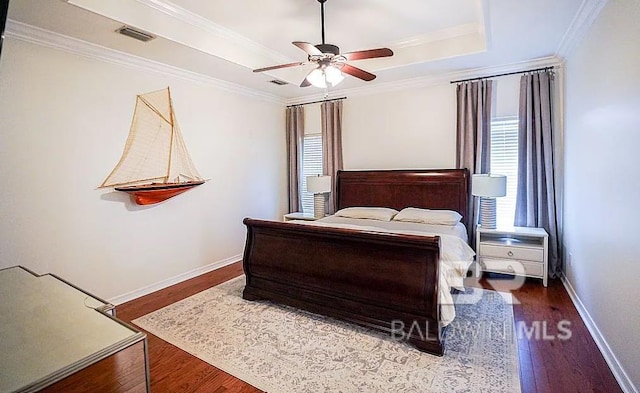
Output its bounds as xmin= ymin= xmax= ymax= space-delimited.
xmin=490 ymin=117 xmax=519 ymax=228
xmin=301 ymin=134 xmax=323 ymax=214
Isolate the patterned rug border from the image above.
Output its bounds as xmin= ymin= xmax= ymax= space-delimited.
xmin=134 ymin=276 xmax=521 ymax=393
xmin=140 ymin=276 xmax=285 ymax=393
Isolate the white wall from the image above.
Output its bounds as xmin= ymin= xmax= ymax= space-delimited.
xmin=340 ymin=78 xmax=521 ymax=171
xmin=342 ymin=84 xmax=457 ymax=170
xmin=304 ymin=103 xmax=321 ymax=135
xmin=494 ymin=75 xmax=520 ymax=118
xmin=563 ymin=0 xmax=640 ymax=390
xmin=0 ymin=38 xmax=286 ymax=301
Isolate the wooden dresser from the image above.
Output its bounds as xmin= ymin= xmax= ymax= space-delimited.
xmin=0 ymin=266 xmax=149 ymax=393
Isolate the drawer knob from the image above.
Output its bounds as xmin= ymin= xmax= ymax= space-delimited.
xmin=507 ymin=251 xmax=514 ymax=257
xmin=507 ymin=264 xmax=515 ymax=272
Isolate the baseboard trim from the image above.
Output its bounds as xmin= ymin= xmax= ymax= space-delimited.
xmin=109 ymin=255 xmax=241 ymax=305
xmin=560 ymin=273 xmax=637 ymax=393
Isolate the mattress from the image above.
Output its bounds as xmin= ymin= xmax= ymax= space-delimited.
xmin=289 ymin=215 xmax=475 ymax=326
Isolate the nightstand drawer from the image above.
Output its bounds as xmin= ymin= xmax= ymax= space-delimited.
xmin=479 ymin=244 xmax=544 ymax=262
xmin=479 ymin=257 xmax=544 ymax=277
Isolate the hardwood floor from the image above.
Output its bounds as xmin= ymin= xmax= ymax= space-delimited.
xmin=116 ymin=262 xmax=622 ymax=393
xmin=465 ymin=274 xmax=622 ymax=393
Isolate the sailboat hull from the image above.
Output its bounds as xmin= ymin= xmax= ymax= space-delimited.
xmin=115 ymin=180 xmax=205 ymax=205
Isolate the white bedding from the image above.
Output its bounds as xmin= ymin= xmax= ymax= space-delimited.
xmin=289 ymin=216 xmax=475 ymax=326
xmin=320 ymin=215 xmax=469 ymax=242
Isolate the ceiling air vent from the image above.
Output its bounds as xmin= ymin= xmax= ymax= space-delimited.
xmin=116 ymin=26 xmax=155 ymax=42
xmin=269 ymin=79 xmax=288 ymax=86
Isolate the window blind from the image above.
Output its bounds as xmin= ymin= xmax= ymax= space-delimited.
xmin=301 ymin=134 xmax=323 ymax=214
xmin=490 ymin=117 xmax=519 ymax=228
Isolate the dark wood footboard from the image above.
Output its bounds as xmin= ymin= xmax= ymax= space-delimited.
xmin=242 ymin=218 xmax=444 ymax=355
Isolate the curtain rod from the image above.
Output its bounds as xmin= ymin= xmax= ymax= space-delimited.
xmin=449 ymin=66 xmax=554 ymax=84
xmin=286 ymin=96 xmax=347 ymax=108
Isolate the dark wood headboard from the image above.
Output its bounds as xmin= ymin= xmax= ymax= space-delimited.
xmin=336 ymin=169 xmax=470 ymax=229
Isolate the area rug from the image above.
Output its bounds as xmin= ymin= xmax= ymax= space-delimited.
xmin=133 ymin=277 xmax=520 ymax=393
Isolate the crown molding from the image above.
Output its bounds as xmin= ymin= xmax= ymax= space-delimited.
xmin=392 ymin=0 xmax=487 ymax=50
xmin=444 ymin=56 xmax=563 ymax=83
xmin=132 ymin=0 xmax=291 ymax=65
xmin=284 ymin=56 xmax=563 ymax=105
xmin=555 ymin=0 xmax=608 ymax=60
xmin=392 ymin=23 xmax=481 ymax=49
xmin=5 ymin=20 xmax=284 ymax=104
xmin=3 ymin=18 xmax=570 ymax=107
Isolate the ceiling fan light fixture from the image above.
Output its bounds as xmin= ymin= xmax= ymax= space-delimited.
xmin=253 ymin=0 xmax=393 ymax=88
xmin=306 ymin=65 xmax=344 ymax=88
xmin=306 ymin=67 xmax=327 ymax=88
xmin=325 ymin=65 xmax=344 ymax=86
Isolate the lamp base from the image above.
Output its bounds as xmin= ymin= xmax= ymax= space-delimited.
xmin=313 ymin=193 xmax=325 ymax=219
xmin=479 ymin=197 xmax=497 ymax=229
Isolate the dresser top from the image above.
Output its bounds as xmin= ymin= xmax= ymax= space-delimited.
xmin=0 ymin=266 xmax=142 ymax=393
xmin=477 ymin=226 xmax=548 ymax=237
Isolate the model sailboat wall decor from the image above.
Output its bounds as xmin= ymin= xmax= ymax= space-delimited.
xmin=99 ymin=87 xmax=205 ymax=205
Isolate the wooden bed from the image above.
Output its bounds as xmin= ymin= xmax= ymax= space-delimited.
xmin=241 ymin=169 xmax=469 ymax=355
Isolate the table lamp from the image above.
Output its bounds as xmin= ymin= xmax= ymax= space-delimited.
xmin=472 ymin=174 xmax=507 ymax=229
xmin=306 ymin=175 xmax=332 ymax=219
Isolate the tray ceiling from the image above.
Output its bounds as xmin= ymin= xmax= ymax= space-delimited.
xmin=6 ymin=0 xmax=587 ymax=101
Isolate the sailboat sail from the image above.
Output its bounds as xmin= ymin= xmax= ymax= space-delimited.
xmin=99 ymin=87 xmax=204 ymax=205
xmin=167 ymin=120 xmax=203 ymax=183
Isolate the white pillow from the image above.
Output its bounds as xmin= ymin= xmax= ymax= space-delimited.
xmin=393 ymin=207 xmax=462 ymax=226
xmin=334 ymin=207 xmax=399 ymax=221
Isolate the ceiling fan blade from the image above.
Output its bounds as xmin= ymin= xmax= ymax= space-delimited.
xmin=342 ymin=48 xmax=394 ymax=61
xmin=293 ymin=41 xmax=323 ymax=56
xmin=300 ymin=78 xmax=312 ymax=88
xmin=253 ymin=61 xmax=307 ymax=73
xmin=341 ymin=64 xmax=376 ymax=81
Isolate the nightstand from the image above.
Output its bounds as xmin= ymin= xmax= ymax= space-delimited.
xmin=283 ymin=212 xmax=319 ymax=221
xmin=476 ymin=226 xmax=549 ymax=287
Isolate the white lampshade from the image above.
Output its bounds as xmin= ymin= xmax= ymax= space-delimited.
xmin=307 ymin=175 xmax=332 ymax=193
xmin=325 ymin=65 xmax=344 ymax=85
xmin=472 ymin=174 xmax=507 ymax=197
xmin=306 ymin=68 xmax=327 ymax=88
xmin=306 ymin=65 xmax=344 ymax=88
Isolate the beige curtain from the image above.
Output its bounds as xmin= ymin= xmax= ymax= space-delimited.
xmin=515 ymin=70 xmax=561 ymax=278
xmin=286 ymin=106 xmax=304 ymax=213
xmin=321 ymin=100 xmax=344 ymax=214
xmin=456 ymin=80 xmax=493 ymax=243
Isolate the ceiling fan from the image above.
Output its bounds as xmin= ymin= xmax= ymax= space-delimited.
xmin=253 ymin=0 xmax=394 ymax=88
